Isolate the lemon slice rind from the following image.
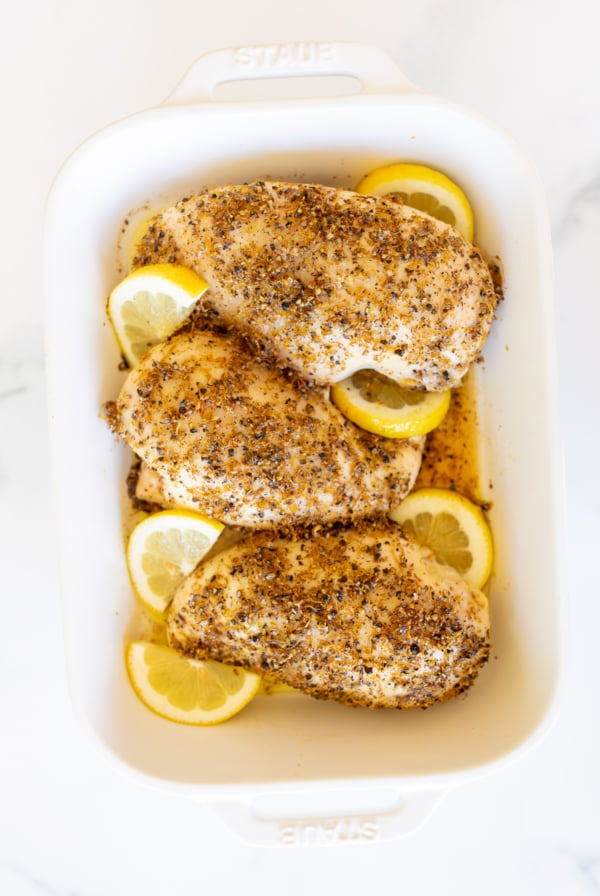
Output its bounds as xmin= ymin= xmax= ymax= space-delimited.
xmin=127 ymin=642 xmax=260 ymax=725
xmin=331 ymin=373 xmax=450 ymax=438
xmin=126 ymin=510 xmax=224 ymax=619
xmin=356 ymin=163 xmax=474 ymax=242
xmin=108 ymin=263 xmax=209 ymax=367
xmin=389 ymin=487 xmax=493 ymax=589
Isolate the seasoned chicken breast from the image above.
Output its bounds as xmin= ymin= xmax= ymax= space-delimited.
xmin=167 ymin=518 xmax=490 ymax=709
xmin=134 ymin=462 xmax=185 ymax=509
xmin=134 ymin=181 xmax=498 ymax=390
xmin=108 ymin=329 xmax=424 ymax=528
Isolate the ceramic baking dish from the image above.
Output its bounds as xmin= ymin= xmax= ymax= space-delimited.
xmin=44 ymin=42 xmax=565 ymax=846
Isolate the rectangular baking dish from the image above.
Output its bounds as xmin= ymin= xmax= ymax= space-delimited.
xmin=44 ymin=42 xmax=565 ymax=846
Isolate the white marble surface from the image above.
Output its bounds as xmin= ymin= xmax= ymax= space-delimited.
xmin=2 ymin=0 xmax=599 ymax=891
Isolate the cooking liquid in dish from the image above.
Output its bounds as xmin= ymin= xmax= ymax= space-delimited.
xmin=415 ymin=368 xmax=484 ymax=506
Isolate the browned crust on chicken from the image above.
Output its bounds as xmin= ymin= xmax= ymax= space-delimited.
xmin=167 ymin=518 xmax=490 ymax=709
xmin=134 ymin=181 xmax=498 ymax=390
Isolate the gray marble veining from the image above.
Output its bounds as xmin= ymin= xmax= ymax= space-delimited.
xmin=553 ymin=169 xmax=600 ymax=244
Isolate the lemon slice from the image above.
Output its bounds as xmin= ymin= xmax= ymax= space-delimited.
xmin=331 ymin=370 xmax=450 ymax=438
xmin=126 ymin=510 xmax=224 ymax=619
xmin=356 ymin=163 xmax=474 ymax=241
xmin=108 ymin=263 xmax=209 ymax=367
xmin=127 ymin=642 xmax=260 ymax=725
xmin=389 ymin=487 xmax=493 ymax=588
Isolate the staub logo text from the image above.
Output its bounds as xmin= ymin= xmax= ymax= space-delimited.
xmin=234 ymin=42 xmax=335 ymax=69
xmin=279 ymin=815 xmax=378 ymax=845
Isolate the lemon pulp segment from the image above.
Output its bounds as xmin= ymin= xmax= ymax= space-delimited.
xmin=356 ymin=162 xmax=474 ymax=241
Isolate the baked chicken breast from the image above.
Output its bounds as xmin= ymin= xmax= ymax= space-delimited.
xmin=108 ymin=329 xmax=424 ymax=528
xmin=167 ymin=517 xmax=490 ymax=709
xmin=134 ymin=180 xmax=498 ymax=390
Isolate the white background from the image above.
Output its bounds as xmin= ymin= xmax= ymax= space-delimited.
xmin=2 ymin=0 xmax=599 ymax=892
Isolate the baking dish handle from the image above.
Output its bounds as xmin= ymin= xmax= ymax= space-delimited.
xmin=207 ymin=788 xmax=445 ymax=847
xmin=164 ymin=41 xmax=415 ymax=104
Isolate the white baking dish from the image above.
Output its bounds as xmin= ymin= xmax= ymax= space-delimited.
xmin=44 ymin=42 xmax=565 ymax=846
